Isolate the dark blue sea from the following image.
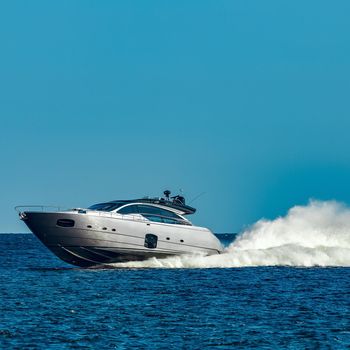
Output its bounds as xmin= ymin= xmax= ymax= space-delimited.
xmin=1 ymin=233 xmax=350 ymax=349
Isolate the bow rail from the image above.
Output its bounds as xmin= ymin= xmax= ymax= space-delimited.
xmin=14 ymin=205 xmax=65 ymax=214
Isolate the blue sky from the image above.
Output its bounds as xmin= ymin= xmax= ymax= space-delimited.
xmin=1 ymin=1 xmax=350 ymax=233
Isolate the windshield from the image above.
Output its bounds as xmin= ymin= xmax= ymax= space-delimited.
xmin=88 ymin=202 xmax=126 ymax=212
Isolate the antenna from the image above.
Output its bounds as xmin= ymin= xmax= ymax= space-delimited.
xmin=189 ymin=191 xmax=206 ymax=204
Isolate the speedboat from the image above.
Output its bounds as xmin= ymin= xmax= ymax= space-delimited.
xmin=16 ymin=190 xmax=223 ymax=267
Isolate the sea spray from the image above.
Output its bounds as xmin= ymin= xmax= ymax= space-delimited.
xmin=112 ymin=200 xmax=350 ymax=268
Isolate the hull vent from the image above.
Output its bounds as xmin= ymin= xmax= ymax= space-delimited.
xmin=56 ymin=219 xmax=75 ymax=227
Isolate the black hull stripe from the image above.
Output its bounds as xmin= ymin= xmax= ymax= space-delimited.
xmin=81 ymin=246 xmax=181 ymax=257
xmin=51 ymin=244 xmax=191 ymax=255
xmin=60 ymin=246 xmax=103 ymax=265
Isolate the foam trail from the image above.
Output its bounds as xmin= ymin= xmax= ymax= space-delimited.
xmin=112 ymin=200 xmax=350 ymax=268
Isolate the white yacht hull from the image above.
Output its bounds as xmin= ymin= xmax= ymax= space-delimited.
xmin=22 ymin=211 xmax=222 ymax=267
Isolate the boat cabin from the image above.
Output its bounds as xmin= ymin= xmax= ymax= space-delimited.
xmin=88 ymin=191 xmax=195 ymax=226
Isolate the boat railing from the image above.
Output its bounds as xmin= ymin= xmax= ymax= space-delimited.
xmin=84 ymin=210 xmax=189 ymax=225
xmin=84 ymin=211 xmax=189 ymax=225
xmin=14 ymin=206 xmax=142 ymax=220
xmin=14 ymin=205 xmax=65 ymax=214
xmin=14 ymin=207 xmax=191 ymax=225
xmin=93 ymin=211 xmax=145 ymax=221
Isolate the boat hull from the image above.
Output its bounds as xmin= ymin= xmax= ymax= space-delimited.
xmin=22 ymin=211 xmax=222 ymax=267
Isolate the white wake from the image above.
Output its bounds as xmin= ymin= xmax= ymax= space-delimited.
xmin=112 ymin=200 xmax=350 ymax=268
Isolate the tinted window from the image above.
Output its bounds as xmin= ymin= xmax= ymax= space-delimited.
xmin=162 ymin=217 xmax=178 ymax=224
xmin=118 ymin=204 xmax=190 ymax=225
xmin=137 ymin=205 xmax=179 ymax=218
xmin=157 ymin=208 xmax=178 ymax=218
xmin=137 ymin=205 xmax=162 ymax=215
xmin=143 ymin=215 xmax=164 ymax=223
xmin=88 ymin=202 xmax=126 ymax=211
xmin=118 ymin=205 xmax=140 ymax=214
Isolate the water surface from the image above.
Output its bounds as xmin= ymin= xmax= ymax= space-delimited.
xmin=1 ymin=234 xmax=349 ymax=349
